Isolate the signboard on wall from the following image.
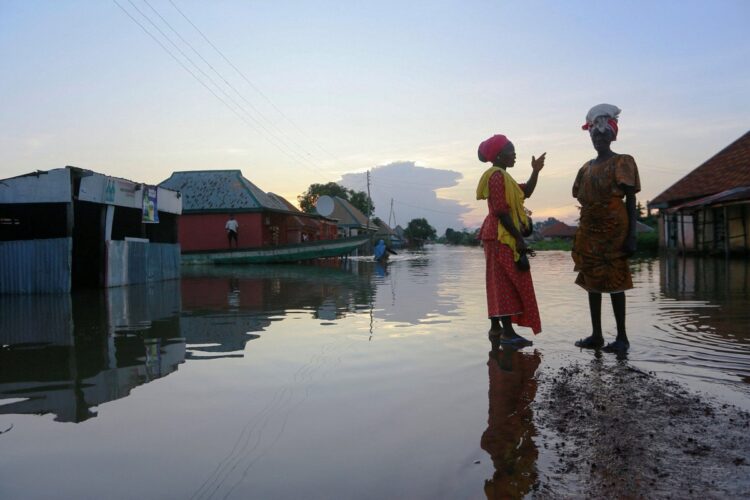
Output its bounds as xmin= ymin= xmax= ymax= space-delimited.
xmin=80 ymin=174 xmax=137 ymax=207
xmin=78 ymin=173 xmax=180 ymax=214
xmin=142 ymin=186 xmax=159 ymax=223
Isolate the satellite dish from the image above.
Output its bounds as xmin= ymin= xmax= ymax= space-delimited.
xmin=316 ymin=195 xmax=334 ymax=216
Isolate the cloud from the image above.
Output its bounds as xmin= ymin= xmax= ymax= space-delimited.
xmin=339 ymin=161 xmax=472 ymax=234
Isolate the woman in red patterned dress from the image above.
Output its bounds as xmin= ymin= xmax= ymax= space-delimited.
xmin=477 ymin=134 xmax=545 ymax=346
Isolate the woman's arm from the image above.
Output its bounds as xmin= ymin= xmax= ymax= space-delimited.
xmin=499 ymin=213 xmax=527 ymax=251
xmin=623 ymin=186 xmax=637 ymax=256
xmin=523 ymin=153 xmax=546 ymax=198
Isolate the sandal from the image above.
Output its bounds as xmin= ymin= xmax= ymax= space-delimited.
xmin=575 ymin=336 xmax=604 ymax=349
xmin=499 ymin=335 xmax=533 ymax=347
xmin=602 ymin=339 xmax=630 ymax=353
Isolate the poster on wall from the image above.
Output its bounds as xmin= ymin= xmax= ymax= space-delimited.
xmin=142 ymin=185 xmax=159 ymax=223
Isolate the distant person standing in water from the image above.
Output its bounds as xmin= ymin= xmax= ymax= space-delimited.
xmin=477 ymin=134 xmax=544 ymax=346
xmin=572 ymin=104 xmax=640 ymax=354
xmin=225 ymin=214 xmax=239 ymax=249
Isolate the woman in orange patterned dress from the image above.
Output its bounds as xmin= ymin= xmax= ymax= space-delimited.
xmin=572 ymin=104 xmax=640 ymax=353
xmin=477 ymin=134 xmax=545 ymax=346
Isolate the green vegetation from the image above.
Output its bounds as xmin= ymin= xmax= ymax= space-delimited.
xmin=439 ymin=228 xmax=480 ymax=246
xmin=529 ymin=238 xmax=573 ymax=251
xmin=404 ymin=218 xmax=436 ymax=247
xmin=528 ymin=232 xmax=658 ymax=254
xmin=636 ymin=231 xmax=659 ymax=254
xmin=298 ymin=182 xmax=374 ymax=215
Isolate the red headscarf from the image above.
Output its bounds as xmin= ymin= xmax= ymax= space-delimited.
xmin=582 ymin=118 xmax=619 ymax=139
xmin=478 ymin=134 xmax=510 ymax=163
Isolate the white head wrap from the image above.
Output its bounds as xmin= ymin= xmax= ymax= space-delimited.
xmin=583 ymin=103 xmax=621 ymax=136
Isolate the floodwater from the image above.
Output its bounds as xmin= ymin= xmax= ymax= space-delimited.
xmin=1 ymin=246 xmax=748 ymax=499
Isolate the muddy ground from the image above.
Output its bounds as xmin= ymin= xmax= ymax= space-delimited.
xmin=533 ymin=358 xmax=750 ymax=499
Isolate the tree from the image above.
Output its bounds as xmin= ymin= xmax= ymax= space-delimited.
xmin=404 ymin=218 xmax=436 ymax=246
xmin=297 ymin=182 xmax=374 ymax=215
xmin=440 ymin=227 xmax=480 ymax=246
xmin=348 ymin=190 xmax=374 ymax=216
xmin=297 ymin=182 xmax=349 ymax=213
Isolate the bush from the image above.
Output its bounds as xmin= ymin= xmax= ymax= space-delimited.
xmin=636 ymin=231 xmax=659 ymax=255
xmin=529 ymin=238 xmax=573 ymax=251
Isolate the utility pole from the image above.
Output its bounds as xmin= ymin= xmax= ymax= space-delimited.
xmin=366 ymin=170 xmax=373 ymax=247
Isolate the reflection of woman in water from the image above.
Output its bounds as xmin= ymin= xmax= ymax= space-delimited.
xmin=481 ymin=343 xmax=540 ymax=499
xmin=477 ymin=134 xmax=544 ymax=346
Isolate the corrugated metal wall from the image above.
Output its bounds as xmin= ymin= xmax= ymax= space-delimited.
xmin=106 ymin=241 xmax=181 ymax=287
xmin=0 ymin=294 xmax=74 ymax=345
xmin=0 ymin=238 xmax=72 ymax=294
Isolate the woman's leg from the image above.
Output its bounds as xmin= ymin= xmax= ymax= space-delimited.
xmin=488 ymin=316 xmax=503 ymax=337
xmin=575 ymin=292 xmax=604 ymax=348
xmin=606 ymin=292 xmax=630 ymax=350
xmin=589 ymin=291 xmax=603 ymax=338
xmin=499 ymin=316 xmax=532 ymax=346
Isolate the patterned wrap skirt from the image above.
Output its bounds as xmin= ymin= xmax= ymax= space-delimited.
xmin=484 ymin=240 xmax=541 ymax=334
xmin=572 ymin=197 xmax=633 ymax=293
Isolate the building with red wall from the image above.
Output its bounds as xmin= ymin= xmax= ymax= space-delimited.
xmin=160 ymin=170 xmax=335 ymax=253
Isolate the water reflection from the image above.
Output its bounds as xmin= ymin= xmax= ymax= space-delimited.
xmin=0 ymin=282 xmax=184 ymax=422
xmin=481 ymin=341 xmax=540 ymax=498
xmin=651 ymin=255 xmax=750 ymax=385
xmin=182 ymin=262 xmax=375 ymax=324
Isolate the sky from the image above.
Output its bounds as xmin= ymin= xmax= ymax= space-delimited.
xmin=1 ymin=0 xmax=748 ymax=233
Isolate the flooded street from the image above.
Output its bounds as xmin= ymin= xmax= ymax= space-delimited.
xmin=1 ymin=246 xmax=749 ymax=499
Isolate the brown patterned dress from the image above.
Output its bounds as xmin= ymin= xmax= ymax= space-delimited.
xmin=572 ymin=154 xmax=641 ymax=293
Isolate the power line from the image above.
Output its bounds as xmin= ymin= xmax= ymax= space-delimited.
xmin=113 ymin=0 xmax=328 ymax=175
xmin=141 ymin=0 xmax=322 ymax=165
xmin=125 ymin=0 xmax=321 ymax=172
xmin=166 ymin=0 xmax=341 ymax=163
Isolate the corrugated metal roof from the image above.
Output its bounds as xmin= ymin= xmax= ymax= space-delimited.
xmin=667 ymin=186 xmax=750 ymax=213
xmin=159 ymin=170 xmax=289 ymax=213
xmin=650 ymin=131 xmax=750 ymax=207
xmin=323 ymin=196 xmax=371 ymax=228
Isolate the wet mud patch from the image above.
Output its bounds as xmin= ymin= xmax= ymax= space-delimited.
xmin=534 ymin=360 xmax=750 ymax=498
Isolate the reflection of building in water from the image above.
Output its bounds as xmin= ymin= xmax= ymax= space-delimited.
xmin=660 ymin=254 xmax=750 ymax=342
xmin=180 ymin=264 xmax=377 ymax=352
xmin=0 ymin=281 xmax=184 ymax=423
xmin=661 ymin=255 xmax=750 ymax=299
xmin=481 ymin=345 xmax=540 ymax=499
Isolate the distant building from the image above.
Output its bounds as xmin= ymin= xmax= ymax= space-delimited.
xmin=315 ymin=195 xmax=375 ymax=238
xmin=539 ymin=221 xmax=577 ymax=240
xmin=267 ymin=192 xmax=337 ymax=243
xmin=649 ymin=131 xmax=750 ymax=254
xmin=372 ymin=218 xmax=404 ymax=247
xmin=0 ymin=166 xmax=181 ymax=293
xmin=159 ymin=170 xmax=336 ymax=252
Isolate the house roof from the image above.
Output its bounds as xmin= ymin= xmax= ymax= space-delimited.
xmin=667 ymin=186 xmax=750 ymax=213
xmin=650 ymin=131 xmax=750 ymax=207
xmin=317 ymin=196 xmax=371 ymax=228
xmin=159 ymin=170 xmax=289 ymax=213
xmin=267 ymin=192 xmax=302 ymax=213
xmin=267 ymin=192 xmax=320 ymax=229
xmin=373 ymin=219 xmax=395 ymax=236
xmin=540 ymin=221 xmax=577 ymax=238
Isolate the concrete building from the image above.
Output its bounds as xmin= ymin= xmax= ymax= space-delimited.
xmin=0 ymin=166 xmax=181 ymax=293
xmin=649 ymin=131 xmax=750 ymax=254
